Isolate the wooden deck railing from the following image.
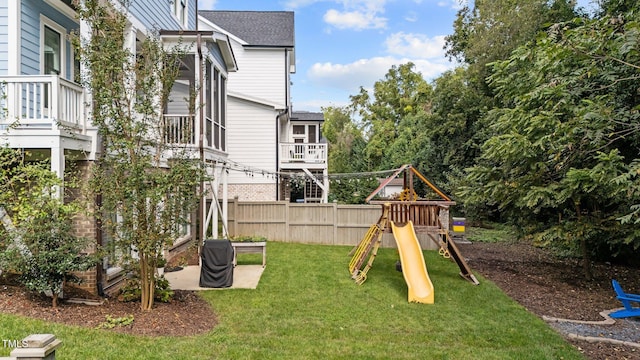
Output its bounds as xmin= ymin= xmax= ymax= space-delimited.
xmin=369 ymin=200 xmax=456 ymax=230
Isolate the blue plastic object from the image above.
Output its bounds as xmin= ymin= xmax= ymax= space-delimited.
xmin=610 ymin=279 xmax=640 ymax=319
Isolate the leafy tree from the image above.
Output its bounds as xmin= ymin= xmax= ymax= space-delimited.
xmin=74 ymin=0 xmax=204 ymax=310
xmin=445 ymin=0 xmax=579 ymax=84
xmin=460 ymin=12 xmax=640 ymax=277
xmin=417 ymin=68 xmax=493 ymax=199
xmin=322 ymin=106 xmax=367 ymax=173
xmin=322 ymin=106 xmax=379 ymax=203
xmin=350 ymin=63 xmax=432 ymax=170
xmin=595 ymin=0 xmax=640 ymax=16
xmin=0 ymin=147 xmax=96 ymax=308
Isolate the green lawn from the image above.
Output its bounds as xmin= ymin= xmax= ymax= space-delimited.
xmin=0 ymin=242 xmax=584 ymax=359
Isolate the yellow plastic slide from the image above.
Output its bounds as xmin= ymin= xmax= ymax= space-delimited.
xmin=390 ymin=221 xmax=434 ymax=304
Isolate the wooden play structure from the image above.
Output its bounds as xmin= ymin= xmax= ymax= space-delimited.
xmin=348 ymin=165 xmax=479 ymax=289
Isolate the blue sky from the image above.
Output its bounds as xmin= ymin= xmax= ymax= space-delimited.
xmin=199 ymin=0 xmax=595 ymax=113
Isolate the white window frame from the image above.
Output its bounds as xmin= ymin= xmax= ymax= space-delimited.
xmin=290 ymin=123 xmax=319 ymax=143
xmin=40 ymin=15 xmax=66 ymax=78
xmin=210 ymin=64 xmax=227 ymax=152
xmin=173 ymin=0 xmax=188 ymax=28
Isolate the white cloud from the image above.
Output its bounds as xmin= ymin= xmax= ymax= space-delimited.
xmin=320 ymin=0 xmax=389 ymax=30
xmin=404 ymin=11 xmax=418 ymax=22
xmin=384 ymin=32 xmax=446 ymax=59
xmin=323 ymin=8 xmax=387 ymax=30
xmin=198 ymin=0 xmax=218 ymax=10
xmin=307 ymin=56 xmax=453 ymax=92
xmin=438 ymin=0 xmax=465 ymax=10
xmin=283 ymin=0 xmax=325 ymax=9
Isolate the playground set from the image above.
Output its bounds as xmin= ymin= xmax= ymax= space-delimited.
xmin=348 ymin=164 xmax=479 ymax=304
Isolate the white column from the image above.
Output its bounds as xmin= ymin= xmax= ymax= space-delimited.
xmin=50 ymin=146 xmax=65 ymax=198
xmin=7 ymin=0 xmax=20 ymax=74
xmin=222 ymin=165 xmax=229 ymax=237
xmin=212 ymin=177 xmax=219 ymax=239
xmin=322 ymin=168 xmax=329 ymax=203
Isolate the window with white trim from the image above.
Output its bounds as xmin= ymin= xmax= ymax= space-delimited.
xmin=173 ymin=0 xmax=188 ymax=27
xmin=41 ymin=16 xmax=66 ymax=77
xmin=206 ymin=63 xmax=227 ymax=152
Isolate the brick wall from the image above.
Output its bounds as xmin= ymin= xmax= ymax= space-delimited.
xmin=66 ymin=160 xmax=100 ymax=294
xmin=225 ymin=183 xmax=278 ymax=201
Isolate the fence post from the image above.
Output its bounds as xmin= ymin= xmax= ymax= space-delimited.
xmin=284 ymin=202 xmax=290 ymax=242
xmin=332 ymin=202 xmax=338 ymax=245
xmin=10 ymin=334 xmax=61 ymax=360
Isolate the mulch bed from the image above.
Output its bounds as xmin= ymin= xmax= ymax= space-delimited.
xmin=0 ymin=282 xmax=216 ymax=337
xmin=458 ymin=241 xmax=640 ymax=360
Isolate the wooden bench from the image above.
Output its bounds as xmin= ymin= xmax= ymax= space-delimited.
xmin=231 ymin=241 xmax=266 ymax=267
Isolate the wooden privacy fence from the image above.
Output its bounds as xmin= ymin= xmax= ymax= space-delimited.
xmin=225 ymin=200 xmax=445 ymax=250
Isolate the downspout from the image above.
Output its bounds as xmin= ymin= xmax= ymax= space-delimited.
xmin=276 ymin=108 xmax=288 ymax=200
xmin=277 ymin=48 xmax=291 ymax=200
xmin=197 ymin=34 xmax=205 ymax=243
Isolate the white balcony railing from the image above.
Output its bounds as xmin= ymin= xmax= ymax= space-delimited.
xmin=0 ymin=75 xmax=86 ymax=131
xmin=163 ymin=114 xmax=196 ymax=145
xmin=280 ymin=143 xmax=327 ymax=164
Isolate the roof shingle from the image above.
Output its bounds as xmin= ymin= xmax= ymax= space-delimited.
xmin=199 ymin=11 xmax=294 ymax=47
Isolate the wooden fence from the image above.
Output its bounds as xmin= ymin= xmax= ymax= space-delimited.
xmin=226 ymin=200 xmax=443 ymax=250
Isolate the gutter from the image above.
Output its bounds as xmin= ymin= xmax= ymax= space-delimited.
xmin=276 ymin=48 xmax=292 ymax=200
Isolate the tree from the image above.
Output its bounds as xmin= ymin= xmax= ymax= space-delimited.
xmin=322 ymin=106 xmax=367 ymax=173
xmin=349 ymin=63 xmax=432 ymax=170
xmin=445 ymin=0 xmax=579 ymax=83
xmin=595 ymin=0 xmax=640 ymax=16
xmin=74 ymin=0 xmax=204 ymax=310
xmin=412 ymin=68 xmax=492 ymax=199
xmin=0 ymin=147 xmax=96 ymax=308
xmin=321 ymin=106 xmax=378 ymax=203
xmin=459 ymin=12 xmax=640 ymax=277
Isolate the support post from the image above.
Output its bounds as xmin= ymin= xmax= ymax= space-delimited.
xmin=50 ymin=146 xmax=65 ymax=198
xmin=221 ymin=165 xmax=228 ymax=237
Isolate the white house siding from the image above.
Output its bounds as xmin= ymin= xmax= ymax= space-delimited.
xmin=0 ymin=4 xmax=7 ymax=74
xmin=20 ymin=0 xmax=78 ymax=78
xmin=225 ymin=95 xmax=278 ymax=201
xmin=226 ymin=43 xmax=287 ymax=108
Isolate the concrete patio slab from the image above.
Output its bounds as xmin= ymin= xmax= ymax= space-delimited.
xmin=165 ymin=265 xmax=265 ymax=290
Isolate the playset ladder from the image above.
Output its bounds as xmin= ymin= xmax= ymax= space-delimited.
xmin=348 ymin=205 xmax=390 ymax=284
xmin=428 ymin=220 xmax=479 ymax=285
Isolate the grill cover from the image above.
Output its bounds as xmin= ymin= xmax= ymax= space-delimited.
xmin=199 ymin=239 xmax=234 ymax=288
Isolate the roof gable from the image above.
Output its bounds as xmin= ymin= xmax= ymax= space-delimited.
xmin=198 ymin=11 xmax=294 ymax=47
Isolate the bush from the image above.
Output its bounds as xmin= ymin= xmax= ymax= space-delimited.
xmin=118 ymin=275 xmax=174 ymax=304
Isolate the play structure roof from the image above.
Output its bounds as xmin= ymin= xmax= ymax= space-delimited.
xmin=365 ymin=164 xmax=451 ymax=203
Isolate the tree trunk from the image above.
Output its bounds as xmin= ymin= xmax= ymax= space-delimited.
xmin=575 ymin=202 xmax=592 ymax=280
xmin=139 ymin=257 xmax=156 ymax=310
xmin=52 ymin=293 xmax=58 ymax=309
xmin=580 ymin=236 xmax=592 ymax=281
